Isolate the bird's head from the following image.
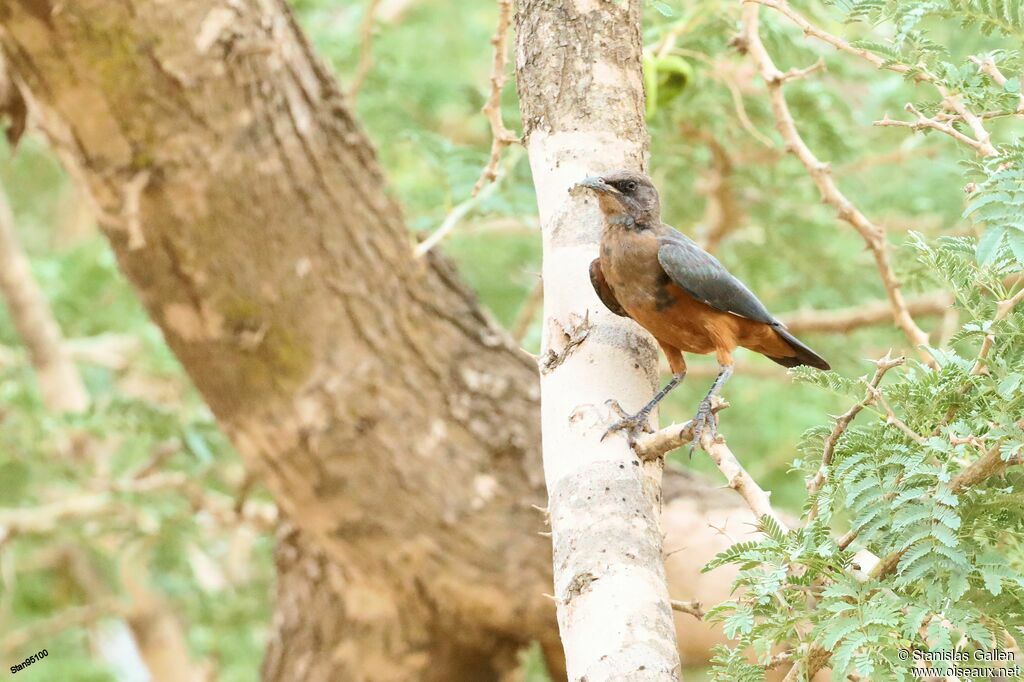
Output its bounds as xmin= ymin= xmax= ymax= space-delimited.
xmin=576 ymin=170 xmax=660 ymax=228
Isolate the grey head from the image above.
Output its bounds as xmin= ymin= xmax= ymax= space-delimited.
xmin=576 ymin=170 xmax=661 ymax=228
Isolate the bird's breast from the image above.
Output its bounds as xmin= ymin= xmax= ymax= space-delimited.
xmin=600 ymin=228 xmax=663 ymax=298
xmin=599 ymin=228 xmax=734 ymax=355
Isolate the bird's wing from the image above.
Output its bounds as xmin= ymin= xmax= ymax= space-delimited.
xmin=657 ymin=229 xmax=775 ymax=324
xmin=589 ymin=259 xmax=631 ymax=318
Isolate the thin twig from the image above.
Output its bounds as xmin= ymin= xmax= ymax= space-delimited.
xmin=875 ymin=105 xmax=992 ymax=156
xmin=413 ymin=145 xmax=522 ymax=257
xmin=348 ymin=0 xmax=382 ymax=101
xmin=971 ymin=286 xmax=1024 ymax=375
xmin=806 ymin=353 xmax=905 ymax=522
xmin=868 ymin=383 xmax=926 ymax=444
xmin=749 ymin=0 xmax=998 ymax=159
xmin=472 ymin=0 xmax=520 ymax=197
xmin=970 ymin=55 xmax=1024 ymax=114
xmin=672 ymin=48 xmax=775 ymax=147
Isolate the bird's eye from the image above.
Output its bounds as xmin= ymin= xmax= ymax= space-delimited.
xmin=625 ymin=181 xmax=637 ymax=192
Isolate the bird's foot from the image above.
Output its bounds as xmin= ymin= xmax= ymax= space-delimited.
xmin=602 ymin=400 xmax=654 ymax=446
xmin=687 ymin=398 xmax=718 ymax=458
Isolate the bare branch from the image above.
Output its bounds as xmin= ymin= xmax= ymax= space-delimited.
xmin=740 ymin=2 xmax=936 ymax=367
xmin=972 ymin=286 xmax=1024 ymax=375
xmin=0 ymin=182 xmax=90 ymax=413
xmin=673 ymin=48 xmax=775 ymax=147
xmin=779 ymin=291 xmax=951 ymax=334
xmin=413 ymin=0 xmax=522 ymax=258
xmin=970 ymin=55 xmax=1024 ymax=114
xmin=348 ymin=0 xmax=382 ymax=101
xmin=670 ymin=599 xmax=705 ymax=619
xmin=876 ymin=105 xmax=992 ymax=156
xmin=472 ymin=0 xmax=520 ymax=197
xmin=749 ymin=0 xmax=998 ymax=158
xmin=413 ymin=145 xmax=522 ymax=258
xmin=868 ymin=382 xmax=926 ymax=445
xmin=635 ymin=404 xmax=790 ymax=532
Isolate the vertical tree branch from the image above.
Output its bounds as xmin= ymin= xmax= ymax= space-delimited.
xmin=516 ymin=1 xmax=681 ymax=679
xmin=348 ymin=0 xmax=382 ymax=101
xmin=0 ymin=181 xmax=89 ymax=412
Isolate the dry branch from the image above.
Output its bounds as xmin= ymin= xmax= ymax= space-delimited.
xmin=472 ymin=0 xmax=519 ymax=197
xmin=970 ymin=55 xmax=1024 ymax=114
xmin=348 ymin=0 xmax=382 ymax=100
xmin=750 ymin=0 xmax=998 ymax=158
xmin=779 ymin=291 xmax=951 ymax=334
xmin=0 ymin=182 xmax=89 ymax=412
xmin=636 ymin=409 xmax=790 ymax=532
xmin=740 ymin=1 xmax=935 ymax=367
xmin=670 ymin=599 xmax=705 ymax=619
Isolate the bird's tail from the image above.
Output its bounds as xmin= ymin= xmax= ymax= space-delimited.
xmin=768 ymin=324 xmax=830 ymax=371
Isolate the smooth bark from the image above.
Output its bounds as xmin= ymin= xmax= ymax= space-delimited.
xmin=516 ymin=1 xmax=681 ymax=679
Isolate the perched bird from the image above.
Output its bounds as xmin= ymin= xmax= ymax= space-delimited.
xmin=577 ymin=170 xmax=830 ymax=448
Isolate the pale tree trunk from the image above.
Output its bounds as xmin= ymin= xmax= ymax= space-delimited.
xmin=0 ymin=182 xmax=88 ymax=412
xmin=0 ymin=1 xmax=757 ymax=678
xmin=516 ymin=1 xmax=681 ymax=680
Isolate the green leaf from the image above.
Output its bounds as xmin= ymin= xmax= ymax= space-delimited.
xmin=976 ymin=227 xmax=1005 ymax=265
xmin=723 ymin=605 xmax=754 ymax=639
xmin=652 ymin=0 xmax=674 ymax=16
xmin=1005 ymin=77 xmax=1021 ymax=93
xmin=998 ymin=373 xmax=1023 ymax=398
xmin=1005 ymin=227 xmax=1024 ymax=264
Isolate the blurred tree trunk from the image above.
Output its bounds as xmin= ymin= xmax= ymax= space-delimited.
xmin=515 ymin=1 xmax=681 ymax=679
xmin=0 ymin=1 xmax=753 ymax=679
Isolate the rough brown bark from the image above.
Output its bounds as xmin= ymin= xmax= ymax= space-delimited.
xmin=0 ymin=0 xmax=554 ymax=677
xmin=0 ymin=1 xmax=758 ymax=678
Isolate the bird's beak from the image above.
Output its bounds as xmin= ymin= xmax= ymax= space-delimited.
xmin=576 ymin=176 xmax=617 ymax=195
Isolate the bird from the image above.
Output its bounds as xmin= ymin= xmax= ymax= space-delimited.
xmin=576 ymin=170 xmax=830 ymax=450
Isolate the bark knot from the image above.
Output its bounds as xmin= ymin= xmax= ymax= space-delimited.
xmin=540 ymin=311 xmax=591 ymax=375
xmin=563 ymin=570 xmax=598 ymax=603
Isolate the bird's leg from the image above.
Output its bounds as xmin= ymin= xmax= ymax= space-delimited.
xmin=603 ymin=371 xmax=686 ymax=444
xmin=689 ymin=363 xmax=734 ymax=456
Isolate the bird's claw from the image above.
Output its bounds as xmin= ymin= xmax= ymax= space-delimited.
xmin=687 ymin=398 xmax=718 ymax=458
xmin=602 ymin=400 xmax=654 ymax=446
